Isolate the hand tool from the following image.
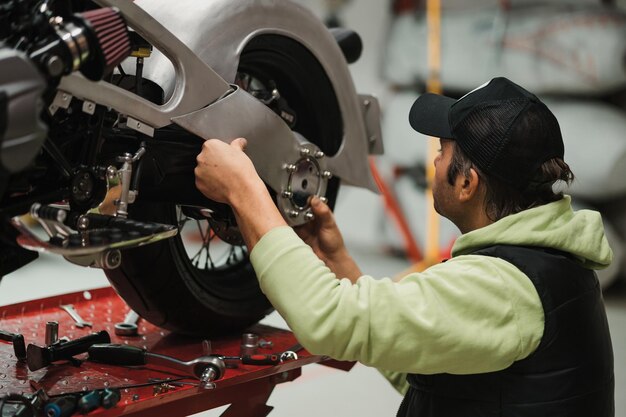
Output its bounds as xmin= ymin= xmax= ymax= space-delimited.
xmin=59 ymin=305 xmax=93 ymax=328
xmin=100 ymin=388 xmax=121 ymax=409
xmin=88 ymin=344 xmax=226 ymax=386
xmin=219 ymin=354 xmax=281 ymax=367
xmin=114 ymin=310 xmax=140 ymax=336
xmin=44 ymin=395 xmax=77 ymax=417
xmin=0 ymin=329 xmax=27 ymax=361
xmin=240 ymin=333 xmax=258 ymax=356
xmin=280 ymin=342 xmax=303 ymax=362
xmin=77 ymin=390 xmax=101 ymax=414
xmin=45 ymin=321 xmax=59 ymax=346
xmin=27 ymin=330 xmax=111 ymax=371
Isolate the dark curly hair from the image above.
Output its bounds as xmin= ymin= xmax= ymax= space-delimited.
xmin=446 ymin=142 xmax=575 ymax=221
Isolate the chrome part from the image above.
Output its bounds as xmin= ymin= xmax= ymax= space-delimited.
xmin=280 ymin=351 xmax=298 ymax=362
xmin=45 ymin=321 xmax=59 ymax=346
xmin=115 ymin=147 xmax=145 ymax=218
xmin=240 ymin=333 xmax=258 ymax=357
xmin=77 ymin=215 xmax=90 ymax=230
xmin=106 ymin=166 xmax=118 ymax=181
xmin=115 ymin=310 xmax=140 ymax=336
xmin=284 ymin=164 xmax=297 ymax=173
xmin=59 ymin=304 xmax=93 ymax=328
xmin=55 ymin=21 xmax=90 ymax=72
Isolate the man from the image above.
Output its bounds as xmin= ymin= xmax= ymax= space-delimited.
xmin=195 ymin=77 xmax=614 ymax=416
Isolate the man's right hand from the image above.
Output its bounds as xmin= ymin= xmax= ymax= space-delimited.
xmin=296 ymin=196 xmax=362 ymax=282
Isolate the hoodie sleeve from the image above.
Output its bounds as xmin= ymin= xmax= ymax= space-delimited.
xmin=250 ymin=226 xmax=544 ymax=374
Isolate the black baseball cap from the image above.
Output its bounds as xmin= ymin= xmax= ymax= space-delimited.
xmin=409 ymin=77 xmax=564 ymax=189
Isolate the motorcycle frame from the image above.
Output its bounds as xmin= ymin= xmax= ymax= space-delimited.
xmin=58 ymin=0 xmax=382 ymax=223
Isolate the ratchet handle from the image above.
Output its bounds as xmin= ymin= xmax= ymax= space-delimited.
xmin=88 ymin=343 xmax=146 ymax=366
xmin=51 ymin=331 xmax=111 ymax=360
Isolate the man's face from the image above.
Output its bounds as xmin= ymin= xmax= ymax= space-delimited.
xmin=431 ymin=138 xmax=457 ymax=220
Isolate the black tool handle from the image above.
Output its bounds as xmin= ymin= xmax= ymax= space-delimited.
xmin=88 ymin=343 xmax=147 ymax=366
xmin=0 ymin=330 xmax=26 ymax=361
xmin=49 ymin=331 xmax=111 ymax=362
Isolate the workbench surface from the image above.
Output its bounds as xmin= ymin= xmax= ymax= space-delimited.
xmin=0 ymin=287 xmax=340 ymax=416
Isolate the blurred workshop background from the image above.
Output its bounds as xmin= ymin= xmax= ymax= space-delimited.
xmin=3 ymin=0 xmax=626 ymax=415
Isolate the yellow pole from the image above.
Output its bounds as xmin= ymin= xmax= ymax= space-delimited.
xmin=424 ymin=0 xmax=442 ymax=264
xmin=394 ymin=0 xmax=444 ymax=280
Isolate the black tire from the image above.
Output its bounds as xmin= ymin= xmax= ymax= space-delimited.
xmin=104 ymin=35 xmax=343 ymax=336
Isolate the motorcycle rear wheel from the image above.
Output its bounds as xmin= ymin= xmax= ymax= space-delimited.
xmin=104 ymin=35 xmax=343 ymax=336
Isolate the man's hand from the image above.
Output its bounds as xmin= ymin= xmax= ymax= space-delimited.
xmin=296 ymin=196 xmax=362 ymax=282
xmin=195 ymin=138 xmax=262 ymax=205
xmin=195 ymin=138 xmax=286 ymax=250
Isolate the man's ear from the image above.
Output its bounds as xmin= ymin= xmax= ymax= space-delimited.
xmin=458 ymin=168 xmax=481 ymax=202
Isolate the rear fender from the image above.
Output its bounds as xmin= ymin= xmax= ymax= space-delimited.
xmin=137 ymin=0 xmax=380 ymax=191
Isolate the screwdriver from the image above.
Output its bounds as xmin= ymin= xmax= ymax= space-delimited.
xmin=218 ymin=353 xmax=281 ymax=368
xmin=44 ymin=395 xmax=77 ymax=417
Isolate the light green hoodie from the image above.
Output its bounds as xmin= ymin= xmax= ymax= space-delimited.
xmin=250 ymin=196 xmax=612 ymax=394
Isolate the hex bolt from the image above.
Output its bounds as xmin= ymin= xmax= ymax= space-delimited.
xmin=77 ymin=215 xmax=90 ymax=230
xmin=322 ymin=171 xmax=333 ymax=179
xmin=281 ymin=190 xmax=293 ymax=199
xmin=319 ymin=196 xmax=328 ymax=204
xmin=314 ymin=151 xmax=325 ymax=159
xmin=288 ymin=210 xmax=299 ymax=218
xmin=284 ymin=164 xmax=297 ymax=173
xmin=304 ymin=212 xmax=314 ymax=221
xmin=106 ymin=166 xmax=117 ymax=180
xmin=300 ymin=148 xmax=311 ymax=157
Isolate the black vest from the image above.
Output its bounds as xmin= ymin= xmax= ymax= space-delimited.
xmin=397 ymin=245 xmax=614 ymax=417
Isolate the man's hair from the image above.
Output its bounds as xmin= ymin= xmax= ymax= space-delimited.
xmin=447 ymin=142 xmax=575 ymax=221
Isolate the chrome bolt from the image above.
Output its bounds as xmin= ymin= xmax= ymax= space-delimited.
xmin=322 ymin=171 xmax=333 ymax=179
xmin=281 ymin=190 xmax=293 ymax=199
xmin=314 ymin=151 xmax=325 ymax=159
xmin=300 ymin=148 xmax=311 ymax=157
xmin=284 ymin=164 xmax=297 ymax=173
xmin=304 ymin=212 xmax=314 ymax=221
xmin=319 ymin=196 xmax=328 ymax=204
xmin=288 ymin=210 xmax=299 ymax=218
xmin=364 ymin=99 xmax=371 ymax=107
xmin=77 ymin=215 xmax=89 ymax=230
xmin=106 ymin=166 xmax=117 ymax=181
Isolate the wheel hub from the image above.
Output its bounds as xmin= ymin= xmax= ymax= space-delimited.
xmin=277 ymin=140 xmax=330 ymax=225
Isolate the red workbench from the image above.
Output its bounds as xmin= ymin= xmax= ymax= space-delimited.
xmin=0 ymin=287 xmax=353 ymax=416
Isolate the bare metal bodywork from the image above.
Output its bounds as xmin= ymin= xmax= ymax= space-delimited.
xmin=58 ymin=0 xmax=382 ymax=224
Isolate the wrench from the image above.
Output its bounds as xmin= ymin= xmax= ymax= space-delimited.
xmin=59 ymin=304 xmax=93 ymax=328
xmin=114 ymin=310 xmax=140 ymax=336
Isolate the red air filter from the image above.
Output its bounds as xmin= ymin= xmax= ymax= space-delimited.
xmin=75 ymin=7 xmax=132 ymax=81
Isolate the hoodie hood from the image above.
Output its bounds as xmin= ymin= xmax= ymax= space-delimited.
xmin=452 ymin=196 xmax=613 ymax=270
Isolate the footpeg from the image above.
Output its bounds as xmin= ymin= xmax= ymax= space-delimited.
xmin=10 ymin=208 xmax=177 ymax=266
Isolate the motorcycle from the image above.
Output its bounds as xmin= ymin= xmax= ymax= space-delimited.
xmin=0 ymin=0 xmax=382 ymax=336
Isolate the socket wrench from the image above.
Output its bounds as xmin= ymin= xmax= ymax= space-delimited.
xmin=88 ymin=344 xmax=226 ymax=384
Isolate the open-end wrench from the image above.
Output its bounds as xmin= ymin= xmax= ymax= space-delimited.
xmin=59 ymin=304 xmax=93 ymax=328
